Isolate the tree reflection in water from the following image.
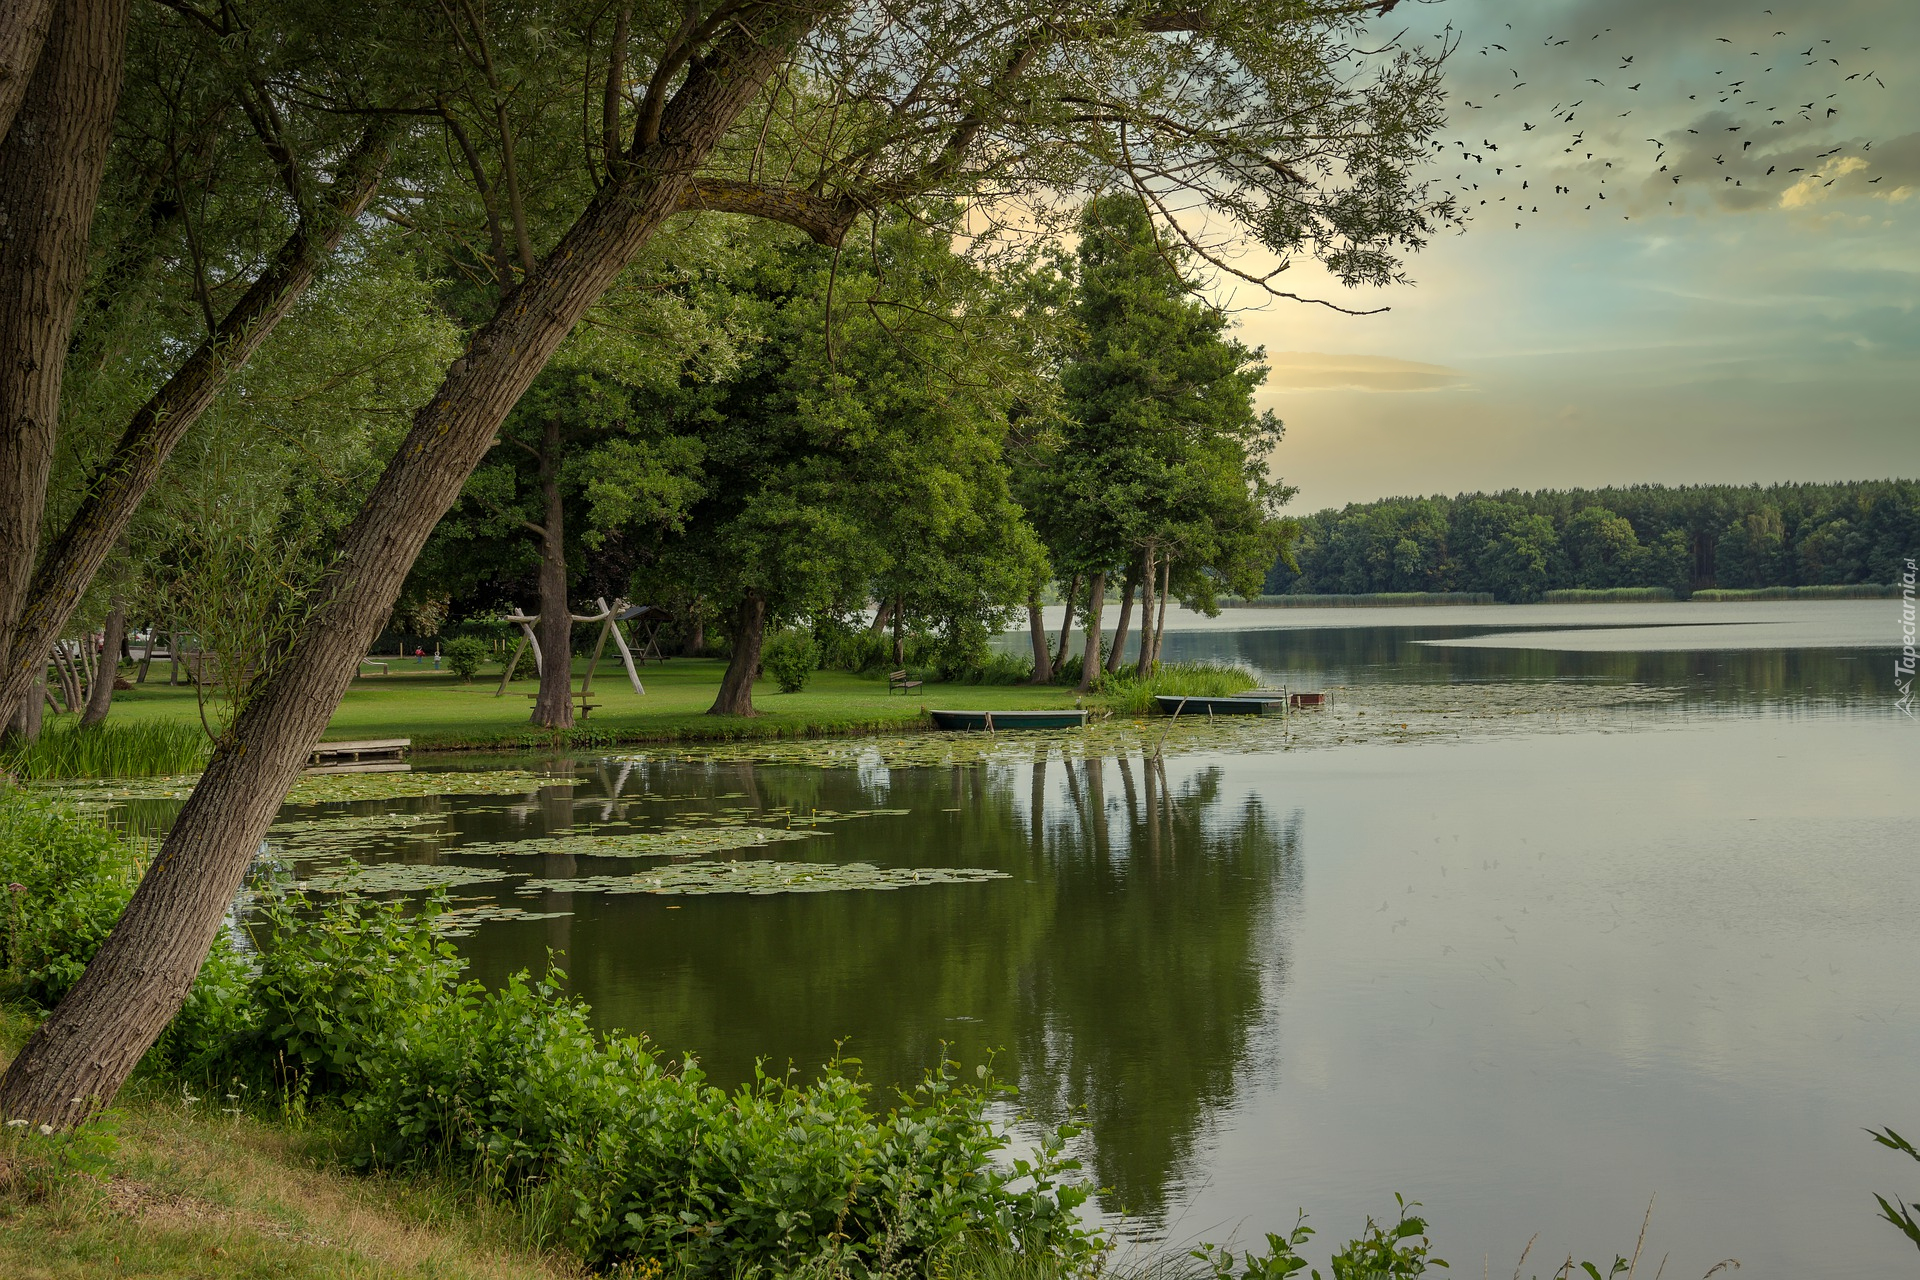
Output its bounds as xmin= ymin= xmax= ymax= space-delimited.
xmin=457 ymin=749 xmax=1302 ymax=1226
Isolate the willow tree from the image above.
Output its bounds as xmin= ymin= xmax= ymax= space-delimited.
xmin=0 ymin=0 xmax=1454 ymax=1126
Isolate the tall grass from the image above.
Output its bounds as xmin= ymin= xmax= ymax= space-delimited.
xmin=1542 ymin=587 xmax=1676 ymax=603
xmin=1221 ymin=592 xmax=1494 ymax=607
xmin=1691 ymin=584 xmax=1897 ymax=601
xmin=1100 ymin=661 xmax=1258 ymax=716
xmin=2 ymin=718 xmax=210 ymax=780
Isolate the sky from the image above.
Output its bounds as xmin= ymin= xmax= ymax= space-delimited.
xmin=1219 ymin=0 xmax=1920 ymax=512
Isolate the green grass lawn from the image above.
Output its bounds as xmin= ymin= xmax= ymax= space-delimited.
xmin=104 ymin=657 xmax=1082 ymax=751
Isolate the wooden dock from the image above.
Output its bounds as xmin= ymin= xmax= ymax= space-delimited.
xmin=305 ymin=738 xmax=411 ymax=774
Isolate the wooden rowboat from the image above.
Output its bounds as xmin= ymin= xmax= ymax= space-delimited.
xmin=928 ymin=708 xmax=1089 ymax=731
xmin=1152 ymin=694 xmax=1287 ymax=717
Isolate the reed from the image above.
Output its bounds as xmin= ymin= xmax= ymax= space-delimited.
xmin=2 ymin=718 xmax=211 ymax=780
xmin=1101 ymin=661 xmax=1258 ymax=716
xmin=1542 ymin=587 xmax=1676 ymax=603
xmin=1691 ymin=584 xmax=1897 ymax=601
xmin=1222 ymin=591 xmax=1495 ymax=607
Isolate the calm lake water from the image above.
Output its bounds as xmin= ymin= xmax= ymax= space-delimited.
xmin=253 ymin=601 xmax=1913 ymax=1277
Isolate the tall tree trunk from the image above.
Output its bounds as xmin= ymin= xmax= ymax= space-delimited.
xmin=0 ymin=10 xmax=810 ymax=1129
xmin=891 ymin=593 xmax=904 ymax=667
xmin=0 ymin=0 xmax=127 ymax=732
xmin=709 ymin=591 xmax=765 ymax=716
xmin=0 ymin=0 xmax=53 ymax=145
xmin=1025 ymin=587 xmax=1051 ymax=684
xmin=0 ymin=123 xmax=392 ymax=729
xmin=1105 ymin=565 xmax=1138 ymax=674
xmin=1052 ymin=572 xmax=1080 ymax=672
xmin=682 ymin=603 xmax=705 ymax=657
xmin=80 ymin=596 xmax=124 ymax=725
xmin=10 ymin=664 xmax=43 ymax=741
xmin=1135 ymin=543 xmax=1157 ymax=677
xmin=1151 ymin=557 xmax=1172 ymax=669
xmin=530 ymin=418 xmax=574 ymax=729
xmin=1076 ymin=571 xmax=1106 ymax=693
xmin=868 ymin=598 xmax=892 ymax=635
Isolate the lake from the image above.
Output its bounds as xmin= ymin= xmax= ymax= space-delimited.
xmin=250 ymin=600 xmax=1912 ymax=1276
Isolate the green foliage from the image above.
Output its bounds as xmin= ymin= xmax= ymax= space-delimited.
xmin=1190 ymin=1197 xmax=1444 ymax=1279
xmin=0 ymin=793 xmax=144 ymax=1008
xmin=184 ymin=898 xmax=1099 ymax=1275
xmin=1271 ymin=481 xmax=1919 ymax=598
xmin=1031 ymin=195 xmax=1294 ymax=616
xmin=0 ymin=719 xmax=209 ymax=780
xmin=762 ymin=629 xmax=820 ymax=694
xmin=1869 ymin=1126 xmax=1920 ymax=1252
xmin=1692 ymin=584 xmax=1897 ymax=601
xmin=441 ymin=636 xmax=490 ymax=682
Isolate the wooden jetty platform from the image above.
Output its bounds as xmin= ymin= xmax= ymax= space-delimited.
xmin=305 ymin=738 xmax=411 ymax=774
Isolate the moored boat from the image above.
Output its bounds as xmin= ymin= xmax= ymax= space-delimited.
xmin=1151 ymin=694 xmax=1287 ymax=716
xmin=927 ymin=708 xmax=1089 ymax=730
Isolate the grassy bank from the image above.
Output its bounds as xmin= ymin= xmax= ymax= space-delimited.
xmin=1540 ymin=587 xmax=1676 ymax=603
xmin=64 ymin=660 xmax=1086 ymax=753
xmin=1690 ymin=583 xmax=1898 ymax=601
xmin=0 ymin=1042 xmax=570 ymax=1280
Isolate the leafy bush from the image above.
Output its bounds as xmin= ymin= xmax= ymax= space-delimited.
xmin=1 ymin=719 xmax=209 ymax=780
xmin=441 ymin=636 xmax=490 ymax=682
xmin=1100 ymin=662 xmax=1258 ymax=717
xmin=762 ymin=629 xmax=820 ymax=693
xmin=194 ymin=898 xmax=1098 ymax=1275
xmin=0 ymin=792 xmax=145 ymax=1006
xmin=1540 ymin=587 xmax=1675 ymax=603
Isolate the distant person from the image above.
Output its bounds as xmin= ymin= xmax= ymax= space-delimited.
xmin=415 ymin=646 xmax=425 ymax=665
xmin=433 ymin=644 xmax=442 ymax=670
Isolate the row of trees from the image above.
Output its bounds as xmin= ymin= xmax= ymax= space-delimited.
xmin=0 ymin=0 xmax=1454 ymax=1125
xmin=403 ymin=192 xmax=1292 ymax=718
xmin=1266 ymin=481 xmax=1920 ymax=601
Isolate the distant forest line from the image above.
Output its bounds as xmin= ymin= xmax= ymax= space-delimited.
xmin=1263 ymin=480 xmax=1919 ymax=603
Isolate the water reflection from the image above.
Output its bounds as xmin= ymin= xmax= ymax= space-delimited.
xmin=452 ymin=750 xmax=1301 ymax=1223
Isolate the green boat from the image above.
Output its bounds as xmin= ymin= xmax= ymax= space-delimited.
xmin=1152 ymin=694 xmax=1287 ymax=716
xmin=928 ymin=708 xmax=1089 ymax=731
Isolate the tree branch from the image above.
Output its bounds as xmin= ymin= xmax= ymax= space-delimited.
xmin=675 ymin=177 xmax=858 ymax=245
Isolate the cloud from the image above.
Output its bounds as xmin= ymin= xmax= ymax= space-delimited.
xmin=1264 ymin=352 xmax=1472 ymax=393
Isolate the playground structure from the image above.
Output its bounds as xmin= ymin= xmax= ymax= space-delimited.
xmin=495 ymin=597 xmax=657 ymax=708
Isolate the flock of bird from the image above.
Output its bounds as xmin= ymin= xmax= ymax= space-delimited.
xmin=1421 ymin=5 xmax=1893 ymax=232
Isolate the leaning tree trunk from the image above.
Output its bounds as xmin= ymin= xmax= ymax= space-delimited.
xmin=1025 ymin=587 xmax=1051 ymax=684
xmin=0 ymin=0 xmax=127 ymax=732
xmin=1135 ymin=544 xmax=1157 ymax=677
xmin=0 ymin=123 xmax=392 ymax=731
xmin=1076 ymin=571 xmax=1106 ymax=693
xmin=1105 ymin=566 xmax=1138 ymax=674
xmin=0 ymin=10 xmax=810 ymax=1129
xmin=80 ymin=596 xmax=124 ymax=725
xmin=1150 ymin=558 xmax=1173 ymax=669
xmin=530 ymin=418 xmax=574 ymax=729
xmin=709 ymin=592 xmax=766 ymax=717
xmin=0 ymin=0 xmax=54 ymax=146
xmin=891 ymin=594 xmax=905 ymax=667
xmin=1052 ymin=571 xmax=1081 ymax=672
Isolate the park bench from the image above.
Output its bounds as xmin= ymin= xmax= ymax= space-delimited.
xmin=526 ymin=691 xmax=601 ymax=719
xmin=358 ymin=658 xmax=390 ymax=677
xmin=887 ymin=669 xmax=922 ymax=695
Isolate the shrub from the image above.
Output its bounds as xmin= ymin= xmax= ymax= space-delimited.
xmin=441 ymin=635 xmax=490 ymax=682
xmin=1 ymin=719 xmax=209 ymax=780
xmin=762 ymin=629 xmax=819 ymax=693
xmin=195 ymin=898 xmax=1099 ymax=1275
xmin=0 ymin=792 xmax=144 ymax=1006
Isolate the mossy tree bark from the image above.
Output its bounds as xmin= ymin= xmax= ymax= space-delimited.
xmin=1076 ymin=570 xmax=1106 ymax=692
xmin=0 ymin=0 xmax=53 ymax=146
xmin=709 ymin=591 xmax=766 ymax=716
xmin=0 ymin=8 xmax=808 ymax=1129
xmin=0 ymin=0 xmax=127 ymax=733
xmin=530 ymin=416 xmax=575 ymax=729
xmin=80 ymin=597 xmax=125 ymax=726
